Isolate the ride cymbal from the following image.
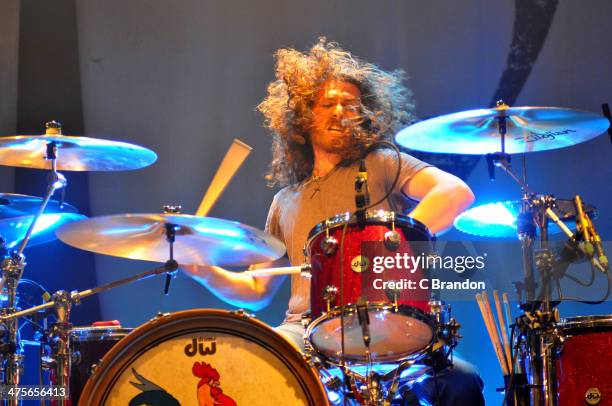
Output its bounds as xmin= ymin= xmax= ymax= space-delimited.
xmin=396 ymin=106 xmax=610 ymax=154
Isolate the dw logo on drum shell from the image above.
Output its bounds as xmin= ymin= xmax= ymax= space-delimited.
xmin=184 ymin=337 xmax=217 ymax=357
xmin=585 ymin=387 xmax=602 ymax=405
xmin=351 ymin=255 xmax=370 ymax=273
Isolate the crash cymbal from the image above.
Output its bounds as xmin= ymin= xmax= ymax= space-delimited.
xmin=0 ymin=135 xmax=157 ymax=171
xmin=454 ymin=199 xmax=597 ymax=238
xmin=396 ymin=106 xmax=610 ymax=154
xmin=0 ymin=193 xmax=86 ymax=248
xmin=56 ymin=213 xmax=286 ymax=266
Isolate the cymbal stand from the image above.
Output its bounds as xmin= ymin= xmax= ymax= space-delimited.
xmin=1 ymin=259 xmax=178 ymax=405
xmin=485 ymin=104 xmax=570 ymax=405
xmin=0 ymin=122 xmax=67 ymax=404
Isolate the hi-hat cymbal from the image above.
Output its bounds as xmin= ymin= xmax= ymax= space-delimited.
xmin=0 ymin=135 xmax=157 ymax=171
xmin=396 ymin=106 xmax=610 ymax=154
xmin=454 ymin=199 xmax=597 ymax=238
xmin=56 ymin=214 xmax=286 ymax=266
xmin=0 ymin=193 xmax=86 ymax=248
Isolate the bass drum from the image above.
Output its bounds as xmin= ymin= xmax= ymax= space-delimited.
xmin=78 ymin=309 xmax=328 ymax=406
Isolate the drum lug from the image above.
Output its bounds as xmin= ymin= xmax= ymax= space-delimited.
xmin=385 ymin=287 xmax=401 ymax=310
xmin=71 ymin=350 xmax=82 ymax=366
xmin=230 ymin=309 xmax=254 ymax=319
xmin=384 ymin=228 xmax=401 ymax=251
xmin=320 ymin=236 xmax=338 ymax=256
xmin=150 ymin=312 xmax=171 ymax=322
xmin=323 ymin=285 xmax=338 ymax=312
xmin=301 ymin=311 xmax=312 ymax=328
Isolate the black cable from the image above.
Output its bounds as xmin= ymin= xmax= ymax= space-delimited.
xmin=563 ymin=266 xmax=595 ymax=287
xmin=337 ymin=140 xmax=402 ymax=390
xmin=557 ymin=265 xmax=611 ymax=305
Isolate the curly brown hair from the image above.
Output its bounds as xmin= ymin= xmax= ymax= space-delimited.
xmin=258 ymin=38 xmax=416 ymax=187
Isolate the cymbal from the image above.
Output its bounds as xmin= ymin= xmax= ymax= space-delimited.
xmin=0 ymin=193 xmax=86 ymax=248
xmin=0 ymin=135 xmax=157 ymax=171
xmin=454 ymin=199 xmax=597 ymax=238
xmin=56 ymin=214 xmax=286 ymax=266
xmin=395 ymin=106 xmax=610 ymax=154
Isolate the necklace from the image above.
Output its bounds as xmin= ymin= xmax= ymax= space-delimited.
xmin=305 ymin=166 xmax=340 ymax=199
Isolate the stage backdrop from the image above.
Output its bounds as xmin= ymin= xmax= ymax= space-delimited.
xmin=1 ymin=1 xmax=611 ymax=403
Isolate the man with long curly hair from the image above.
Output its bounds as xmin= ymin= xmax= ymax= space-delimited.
xmin=185 ymin=39 xmax=483 ymax=404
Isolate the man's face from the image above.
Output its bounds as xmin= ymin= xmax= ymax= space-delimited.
xmin=309 ymin=79 xmax=362 ymax=154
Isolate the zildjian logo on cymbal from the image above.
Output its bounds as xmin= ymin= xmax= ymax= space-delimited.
xmin=515 ymin=129 xmax=576 ymax=143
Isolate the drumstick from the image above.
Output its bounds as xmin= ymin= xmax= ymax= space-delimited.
xmin=482 ymin=291 xmax=510 ymax=375
xmin=493 ymin=290 xmax=512 ymax=371
xmin=502 ymin=292 xmax=519 ymax=372
xmin=195 ymin=139 xmax=252 ymax=217
xmin=243 ymin=266 xmax=305 ymax=277
xmin=502 ymin=292 xmax=513 ymax=336
xmin=476 ymin=293 xmax=508 ymax=375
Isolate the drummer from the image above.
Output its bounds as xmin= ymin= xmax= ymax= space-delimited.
xmin=184 ymin=38 xmax=483 ymax=404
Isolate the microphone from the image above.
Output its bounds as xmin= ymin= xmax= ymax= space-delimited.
xmin=164 ymin=273 xmax=172 ymax=295
xmin=586 ymin=215 xmax=609 ymax=273
xmin=574 ymin=195 xmax=608 ymax=273
xmin=356 ymin=301 xmax=371 ymax=348
xmin=573 ymin=196 xmax=594 ymax=256
xmin=354 ymin=156 xmax=370 ymax=222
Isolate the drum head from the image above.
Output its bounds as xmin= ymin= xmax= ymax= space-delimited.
xmin=78 ymin=309 xmax=328 ymax=406
xmin=307 ymin=210 xmax=432 ymax=243
xmin=307 ymin=305 xmax=435 ymax=364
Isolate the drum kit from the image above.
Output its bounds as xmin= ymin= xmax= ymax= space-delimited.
xmin=0 ymin=101 xmax=608 ymax=405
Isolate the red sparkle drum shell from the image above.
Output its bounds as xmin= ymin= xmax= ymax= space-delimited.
xmin=306 ymin=210 xmax=433 ymax=320
xmin=556 ymin=315 xmax=612 ymax=406
xmin=78 ymin=309 xmax=328 ymax=406
xmin=305 ymin=210 xmax=435 ymax=363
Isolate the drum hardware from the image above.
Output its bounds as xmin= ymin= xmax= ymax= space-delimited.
xmin=399 ymin=103 xmax=609 ymax=405
xmin=383 ymin=287 xmax=400 ymax=310
xmin=228 ymin=308 xmax=254 ymax=319
xmin=0 ymin=121 xmax=72 ymax=400
xmin=469 ymin=107 xmax=607 ymax=405
xmin=323 ymin=286 xmax=338 ymax=313
xmin=383 ymin=229 xmax=401 ymax=251
xmin=356 ymin=301 xmax=371 ymax=349
xmin=321 ymin=235 xmax=339 ymax=256
xmin=0 ymin=259 xmax=179 ymax=405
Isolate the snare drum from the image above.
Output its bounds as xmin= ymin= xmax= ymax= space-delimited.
xmin=556 ymin=315 xmax=612 ymax=406
xmin=305 ymin=210 xmax=435 ymax=364
xmin=78 ymin=309 xmax=328 ymax=406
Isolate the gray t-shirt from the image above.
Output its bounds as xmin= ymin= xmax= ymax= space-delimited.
xmin=265 ymin=149 xmax=430 ymax=322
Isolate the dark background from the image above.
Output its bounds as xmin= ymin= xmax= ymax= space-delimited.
xmin=1 ymin=1 xmax=610 ymax=402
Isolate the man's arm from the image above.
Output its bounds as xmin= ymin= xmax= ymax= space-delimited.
xmin=181 ymin=256 xmax=289 ymax=311
xmin=403 ymin=167 xmax=475 ymax=234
